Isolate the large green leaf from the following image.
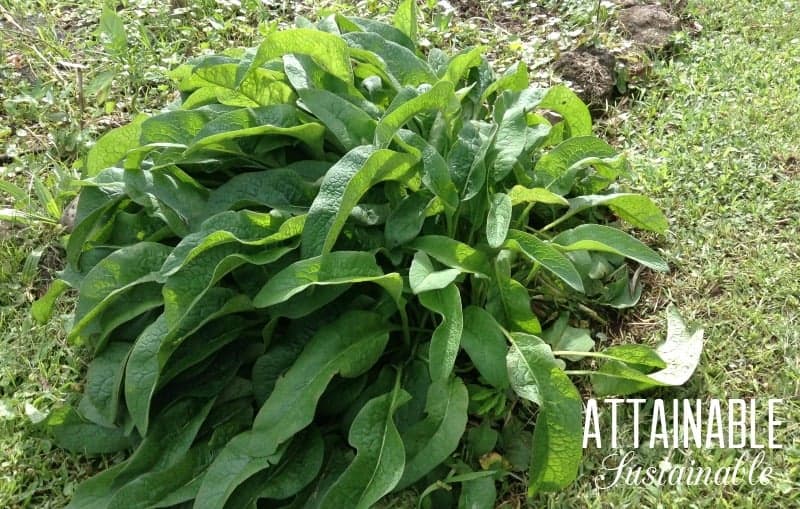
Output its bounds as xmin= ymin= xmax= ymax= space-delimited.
xmin=85 ymin=114 xmax=147 ymax=176
xmin=338 ymin=15 xmax=416 ymax=52
xmin=418 ymin=283 xmax=463 ymax=381
xmin=506 ymin=333 xmax=582 ymax=495
xmin=203 ymin=169 xmax=318 ymax=218
xmin=481 ymin=61 xmax=528 ymax=101
xmin=69 ymin=242 xmax=172 ymax=347
xmin=160 ymin=212 xmax=302 ymax=277
xmin=397 ymin=377 xmax=469 ymax=489
xmin=258 ymin=427 xmax=325 ymax=500
xmin=461 ymin=306 xmax=510 ymax=389
xmin=442 ymin=47 xmax=483 ymax=84
xmin=396 ymin=129 xmax=460 ymax=212
xmin=111 ymin=397 xmax=215 ymax=489
xmin=411 ymin=236 xmax=491 ymax=276
xmin=65 ymin=170 xmax=128 ymax=268
xmin=184 ymin=105 xmax=326 ymax=159
xmin=250 ymin=28 xmax=353 ymax=83
xmin=492 ymin=250 xmax=542 ymax=334
xmin=319 ymin=388 xmax=411 ymax=509
xmin=282 ymin=53 xmax=373 ymax=112
xmin=343 ymin=32 xmax=436 ymax=86
xmin=105 ymin=443 xmax=215 ymax=509
xmin=392 ymin=0 xmax=418 ymax=43
xmin=492 ymin=88 xmax=548 ymax=181
xmin=254 ymin=251 xmax=403 ymax=308
xmin=194 ymin=310 xmax=390 ymax=509
xmin=81 ymin=342 xmax=130 ymax=426
xmin=409 ymin=251 xmax=461 ymax=294
xmin=507 ymin=185 xmax=568 ymax=206
xmin=504 ymin=230 xmax=584 ymax=292
xmin=548 ymin=193 xmax=668 ymax=234
xmin=448 ymin=121 xmax=495 ymax=200
xmin=552 ymin=224 xmax=669 ymax=272
xmin=459 ymin=474 xmax=497 ymax=509
xmin=298 ymin=88 xmax=377 ymax=150
xmin=536 ymin=85 xmax=592 ymax=138
xmin=226 ymin=427 xmax=325 ymax=507
xmin=385 ymin=192 xmax=432 ymax=249
xmin=139 ymin=108 xmax=219 ymax=146
xmin=124 ymin=289 xmax=251 ymax=434
xmin=486 ymin=192 xmax=512 ymax=248
xmin=191 ymin=62 xmax=295 ymax=106
xmin=302 ymin=146 xmax=418 ymax=257
xmin=375 ymin=81 xmax=459 ymax=146
xmin=48 ymin=406 xmax=134 ymax=455
xmin=533 ymin=136 xmax=621 ymax=195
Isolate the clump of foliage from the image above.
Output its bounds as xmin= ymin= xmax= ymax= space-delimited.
xmin=37 ymin=2 xmax=697 ymax=507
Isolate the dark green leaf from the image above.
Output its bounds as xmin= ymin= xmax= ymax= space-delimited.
xmin=48 ymin=406 xmax=134 ymax=454
xmin=461 ymin=307 xmax=509 ymax=389
xmin=397 ymin=377 xmax=469 ymax=489
xmin=82 ymin=342 xmax=129 ymax=426
xmin=69 ymin=242 xmax=172 ymax=347
xmin=124 ymin=289 xmax=251 ymax=434
xmin=385 ymin=192 xmax=432 ymax=248
xmin=504 ymin=230 xmax=584 ymax=292
xmin=411 ymin=236 xmax=491 ymax=276
xmin=493 ymin=250 xmax=542 ymax=334
xmin=254 ymin=251 xmax=402 ymax=308
xmin=458 ymin=475 xmax=496 ymax=509
xmin=194 ymin=311 xmax=390 ymax=509
xmin=298 ymin=88 xmax=377 ymax=150
xmin=418 ymin=283 xmax=463 ymax=381
xmin=409 ymin=251 xmax=461 ymax=294
xmin=506 ymin=333 xmax=582 ymax=494
xmin=319 ymin=388 xmax=411 ymax=509
xmin=343 ymin=32 xmax=436 ymax=87
xmin=375 ymin=81 xmax=459 ymax=147
xmin=302 ymin=146 xmax=418 ymax=257
xmin=486 ymin=193 xmax=512 ymax=248
xmin=552 ymin=224 xmax=669 ymax=272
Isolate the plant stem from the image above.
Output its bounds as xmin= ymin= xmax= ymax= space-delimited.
xmin=564 ymin=370 xmax=594 ymax=376
xmin=552 ymin=350 xmax=618 ymax=361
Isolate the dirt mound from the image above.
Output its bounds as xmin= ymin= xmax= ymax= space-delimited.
xmin=619 ymin=4 xmax=680 ymax=49
xmin=554 ymin=47 xmax=617 ymax=109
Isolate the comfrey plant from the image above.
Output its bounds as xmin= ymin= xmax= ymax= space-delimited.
xmin=36 ymin=3 xmax=700 ymax=507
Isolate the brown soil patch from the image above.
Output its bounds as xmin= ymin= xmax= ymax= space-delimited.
xmin=554 ymin=47 xmax=617 ymax=109
xmin=619 ymin=4 xmax=681 ymax=50
xmin=774 ymin=153 xmax=800 ymax=178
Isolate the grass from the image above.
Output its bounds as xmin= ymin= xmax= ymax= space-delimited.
xmin=550 ymin=1 xmax=800 ymax=506
xmin=1 ymin=0 xmax=798 ymax=507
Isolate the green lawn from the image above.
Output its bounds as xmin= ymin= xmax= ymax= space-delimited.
xmin=543 ymin=0 xmax=800 ymax=506
xmin=1 ymin=0 xmax=797 ymax=507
